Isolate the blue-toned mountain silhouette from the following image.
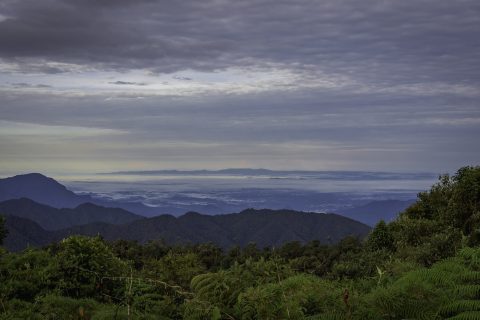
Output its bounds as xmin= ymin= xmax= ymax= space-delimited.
xmin=0 ymin=173 xmax=162 ymax=216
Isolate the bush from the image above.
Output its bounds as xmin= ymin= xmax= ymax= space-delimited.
xmin=0 ymin=249 xmax=56 ymax=301
xmin=55 ymin=236 xmax=128 ymax=299
xmin=236 ymin=274 xmax=346 ymax=319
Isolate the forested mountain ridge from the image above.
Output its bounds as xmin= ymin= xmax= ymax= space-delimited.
xmin=0 ymin=198 xmax=143 ymax=230
xmin=2 ymin=215 xmax=57 ymax=252
xmin=60 ymin=208 xmax=371 ymax=248
xmin=1 ymin=206 xmax=371 ymax=251
xmin=0 ymin=165 xmax=479 ymax=319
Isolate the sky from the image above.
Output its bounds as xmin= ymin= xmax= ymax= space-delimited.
xmin=0 ymin=0 xmax=479 ymax=175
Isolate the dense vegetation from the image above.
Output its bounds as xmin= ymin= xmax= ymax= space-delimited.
xmin=0 ymin=165 xmax=479 ymax=319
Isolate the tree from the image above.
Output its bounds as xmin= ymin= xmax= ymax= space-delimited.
xmin=367 ymin=220 xmax=395 ymax=252
xmin=449 ymin=166 xmax=480 ymax=245
xmin=0 ymin=215 xmax=8 ymax=246
xmin=0 ymin=249 xmax=55 ymax=301
xmin=388 ymin=166 xmax=480 ymax=264
xmin=55 ymin=235 xmax=128 ymax=299
xmin=142 ymin=251 xmax=206 ymax=289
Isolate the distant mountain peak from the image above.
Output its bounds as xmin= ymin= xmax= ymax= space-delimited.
xmin=0 ymin=173 xmax=163 ymax=216
xmin=75 ymin=202 xmax=103 ymax=209
xmin=238 ymin=208 xmax=316 ymax=215
xmin=5 ymin=172 xmax=67 ymax=189
xmin=0 ymin=173 xmax=83 ymax=208
xmin=10 ymin=172 xmax=55 ymax=180
xmin=182 ymin=211 xmax=203 ymax=217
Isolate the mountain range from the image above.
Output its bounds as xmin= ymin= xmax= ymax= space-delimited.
xmin=60 ymin=208 xmax=370 ymax=247
xmin=1 ymin=201 xmax=371 ymax=251
xmin=0 ymin=172 xmax=419 ymax=251
xmin=0 ymin=173 xmax=413 ymax=224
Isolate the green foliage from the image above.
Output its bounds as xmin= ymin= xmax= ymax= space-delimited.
xmin=387 ymin=166 xmax=480 ymax=265
xmin=0 ymin=241 xmax=479 ymax=320
xmin=195 ymin=243 xmax=223 ymax=270
xmin=364 ymin=247 xmax=480 ymax=320
xmin=366 ymin=220 xmax=395 ymax=252
xmin=447 ymin=311 xmax=480 ymax=320
xmin=34 ymin=295 xmax=99 ymax=319
xmin=0 ymin=295 xmax=99 ymax=320
xmin=0 ymin=215 xmax=7 ymax=246
xmin=55 ymin=235 xmax=128 ymax=299
xmin=131 ymin=293 xmax=178 ymax=318
xmin=367 ymin=268 xmax=452 ymax=319
xmin=237 ymin=274 xmax=345 ymax=320
xmin=90 ymin=305 xmax=162 ymax=320
xmin=142 ymin=251 xmax=206 ymax=289
xmin=0 ymin=299 xmax=38 ymax=320
xmin=0 ymin=249 xmax=56 ymax=301
xmin=186 ymin=257 xmax=294 ymax=318
xmin=450 ymin=167 xmax=480 ymax=234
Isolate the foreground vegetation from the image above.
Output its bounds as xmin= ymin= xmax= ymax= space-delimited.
xmin=0 ymin=166 xmax=479 ymax=319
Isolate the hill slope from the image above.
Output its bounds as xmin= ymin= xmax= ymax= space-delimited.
xmin=3 ymin=208 xmax=369 ymax=251
xmin=2 ymin=215 xmax=57 ymax=252
xmin=2 ymin=208 xmax=370 ymax=251
xmin=0 ymin=198 xmax=143 ymax=230
xmin=0 ymin=173 xmax=89 ymax=208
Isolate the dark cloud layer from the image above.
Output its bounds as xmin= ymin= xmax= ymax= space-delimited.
xmin=1 ymin=0 xmax=479 ymax=85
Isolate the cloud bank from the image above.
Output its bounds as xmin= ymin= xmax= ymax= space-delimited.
xmin=0 ymin=0 xmax=479 ymax=174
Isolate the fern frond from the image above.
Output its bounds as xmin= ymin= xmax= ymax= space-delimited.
xmin=446 ymin=310 xmax=480 ymax=320
xmin=456 ymin=285 xmax=480 ymax=299
xmin=461 ymin=272 xmax=480 ymax=284
xmin=306 ymin=313 xmax=345 ymax=320
xmin=440 ymin=300 xmax=480 ymax=317
xmin=459 ymin=248 xmax=480 ymax=270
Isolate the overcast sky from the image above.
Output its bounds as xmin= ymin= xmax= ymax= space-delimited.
xmin=0 ymin=0 xmax=479 ymax=175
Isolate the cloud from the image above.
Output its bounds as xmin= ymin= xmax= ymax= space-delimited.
xmin=0 ymin=0 xmax=478 ymax=87
xmin=0 ymin=0 xmax=479 ymax=173
xmin=9 ymin=82 xmax=51 ymax=88
xmin=173 ymin=76 xmax=192 ymax=81
xmin=108 ymin=81 xmax=147 ymax=86
xmin=1 ymin=91 xmax=479 ymax=173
